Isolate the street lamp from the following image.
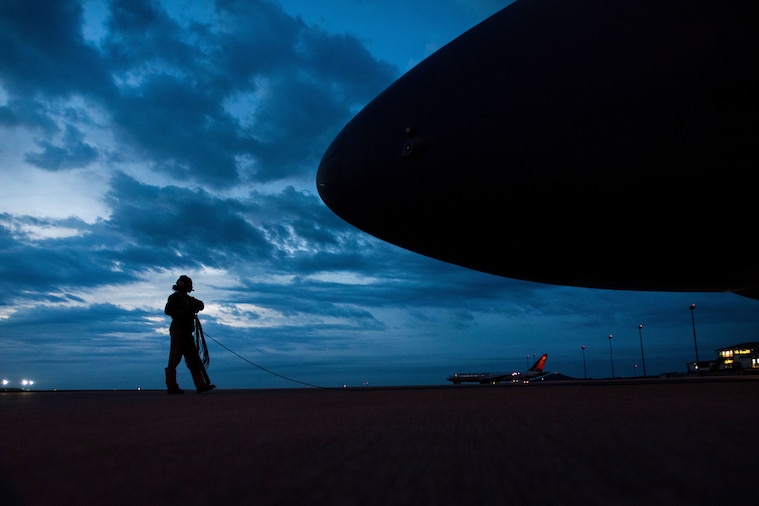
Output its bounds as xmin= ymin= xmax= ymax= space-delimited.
xmin=638 ymin=324 xmax=647 ymax=377
xmin=581 ymin=345 xmax=587 ymax=379
xmin=690 ymin=304 xmax=700 ymax=369
xmin=608 ymin=334 xmax=615 ymax=378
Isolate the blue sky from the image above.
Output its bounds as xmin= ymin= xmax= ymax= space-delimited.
xmin=2 ymin=0 xmax=758 ymax=391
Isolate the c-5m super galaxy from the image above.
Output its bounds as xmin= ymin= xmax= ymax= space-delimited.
xmin=316 ymin=0 xmax=759 ymax=297
xmin=447 ymin=354 xmax=549 ymax=385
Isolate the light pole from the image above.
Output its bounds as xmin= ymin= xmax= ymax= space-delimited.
xmin=608 ymin=334 xmax=615 ymax=378
xmin=526 ymin=355 xmax=530 ymax=369
xmin=690 ymin=304 xmax=700 ymax=369
xmin=581 ymin=345 xmax=587 ymax=379
xmin=638 ymin=324 xmax=647 ymax=377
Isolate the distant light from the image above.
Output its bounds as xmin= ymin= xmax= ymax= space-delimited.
xmin=2 ymin=379 xmax=7 ymax=386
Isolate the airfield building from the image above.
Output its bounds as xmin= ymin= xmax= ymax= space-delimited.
xmin=687 ymin=342 xmax=759 ymax=374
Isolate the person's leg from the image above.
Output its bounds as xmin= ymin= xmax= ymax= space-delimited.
xmin=165 ymin=328 xmax=185 ymax=394
xmin=182 ymin=334 xmax=216 ymax=393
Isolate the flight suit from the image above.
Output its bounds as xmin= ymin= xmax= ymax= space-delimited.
xmin=164 ymin=289 xmax=214 ymax=393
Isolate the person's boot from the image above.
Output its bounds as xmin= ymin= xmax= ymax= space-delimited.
xmin=197 ymin=383 xmax=216 ymax=394
xmin=190 ymin=367 xmax=216 ymax=394
xmin=165 ymin=368 xmax=184 ymax=394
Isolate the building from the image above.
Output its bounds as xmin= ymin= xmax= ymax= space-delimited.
xmin=715 ymin=342 xmax=759 ymax=371
xmin=687 ymin=342 xmax=759 ymax=374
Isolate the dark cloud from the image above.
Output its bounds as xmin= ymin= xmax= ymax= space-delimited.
xmin=112 ymin=74 xmax=245 ymax=185
xmin=5 ymin=302 xmax=147 ymax=333
xmin=0 ymin=0 xmax=113 ymax=98
xmin=0 ymin=236 xmax=134 ymax=301
xmin=1 ymin=0 xmax=398 ymax=188
xmin=104 ymin=0 xmax=200 ymax=71
xmin=99 ymin=0 xmax=397 ymax=186
xmin=0 ymin=170 xmax=395 ymax=303
xmin=214 ymin=0 xmax=304 ymax=79
xmin=102 ymin=172 xmax=273 ymax=266
xmin=0 ymin=98 xmax=59 ymax=132
xmin=25 ymin=125 xmax=98 ymax=170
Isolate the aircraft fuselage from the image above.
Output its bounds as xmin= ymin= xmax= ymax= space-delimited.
xmin=317 ymin=0 xmax=759 ymax=296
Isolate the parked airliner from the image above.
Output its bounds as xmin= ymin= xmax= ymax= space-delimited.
xmin=447 ymin=354 xmax=548 ymax=385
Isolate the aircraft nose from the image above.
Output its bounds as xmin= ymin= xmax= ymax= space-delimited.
xmin=316 ymin=128 xmax=344 ymax=213
xmin=315 ymin=114 xmax=411 ymax=237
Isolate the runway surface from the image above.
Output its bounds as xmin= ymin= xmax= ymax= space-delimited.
xmin=2 ymin=378 xmax=757 ymax=505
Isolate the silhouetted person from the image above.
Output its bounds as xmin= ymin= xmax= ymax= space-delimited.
xmin=164 ymin=275 xmax=216 ymax=394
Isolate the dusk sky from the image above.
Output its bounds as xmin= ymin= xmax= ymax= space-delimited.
xmin=2 ymin=0 xmax=759 ymax=391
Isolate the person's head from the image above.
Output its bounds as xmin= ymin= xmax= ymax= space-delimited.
xmin=173 ymin=275 xmax=194 ymax=292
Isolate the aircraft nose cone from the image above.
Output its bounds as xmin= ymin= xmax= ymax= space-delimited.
xmin=315 ymin=115 xmax=409 ymax=237
xmin=316 ymin=128 xmax=344 ymax=213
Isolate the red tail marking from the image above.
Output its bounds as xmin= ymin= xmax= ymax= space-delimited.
xmin=530 ymin=354 xmax=548 ymax=372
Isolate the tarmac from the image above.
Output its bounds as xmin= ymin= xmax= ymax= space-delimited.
xmin=2 ymin=377 xmax=758 ymax=505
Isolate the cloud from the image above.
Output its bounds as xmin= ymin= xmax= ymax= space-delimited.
xmin=25 ymin=125 xmax=98 ymax=170
xmin=0 ymin=0 xmax=112 ymax=98
xmin=1 ymin=0 xmax=398 ymax=190
xmin=97 ymin=0 xmax=398 ymax=186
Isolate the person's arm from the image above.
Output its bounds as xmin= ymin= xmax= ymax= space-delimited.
xmin=190 ymin=296 xmax=204 ymax=313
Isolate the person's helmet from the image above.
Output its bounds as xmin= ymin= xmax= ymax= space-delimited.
xmin=173 ymin=275 xmax=194 ymax=292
